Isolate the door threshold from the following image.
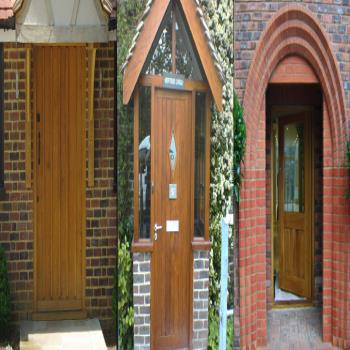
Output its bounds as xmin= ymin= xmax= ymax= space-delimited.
xmin=32 ymin=310 xmax=87 ymax=321
xmin=272 ymin=301 xmax=313 ymax=309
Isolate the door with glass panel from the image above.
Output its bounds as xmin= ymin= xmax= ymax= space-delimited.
xmin=278 ymin=113 xmax=312 ymax=299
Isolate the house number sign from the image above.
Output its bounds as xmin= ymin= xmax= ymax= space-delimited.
xmin=163 ymin=72 xmax=185 ymax=90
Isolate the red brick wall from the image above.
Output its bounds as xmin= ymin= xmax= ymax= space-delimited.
xmin=235 ymin=3 xmax=350 ymax=348
xmin=0 ymin=44 xmax=33 ymax=321
xmin=85 ymin=42 xmax=116 ymax=329
xmin=0 ymin=42 xmax=116 ymax=330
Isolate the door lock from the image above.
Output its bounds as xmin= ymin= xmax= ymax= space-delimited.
xmin=154 ymin=224 xmax=162 ymax=241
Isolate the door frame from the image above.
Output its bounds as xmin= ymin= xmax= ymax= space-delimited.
xmin=32 ymin=45 xmax=87 ymax=320
xmin=270 ymin=105 xmax=315 ymax=308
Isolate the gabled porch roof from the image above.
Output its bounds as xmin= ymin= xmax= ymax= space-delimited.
xmin=122 ymin=0 xmax=224 ymax=111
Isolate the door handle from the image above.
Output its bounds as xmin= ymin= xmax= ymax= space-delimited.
xmin=154 ymin=224 xmax=162 ymax=241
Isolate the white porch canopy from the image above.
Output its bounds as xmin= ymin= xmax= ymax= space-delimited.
xmin=1 ymin=0 xmax=115 ymax=42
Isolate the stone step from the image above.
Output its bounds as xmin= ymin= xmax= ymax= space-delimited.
xmin=20 ymin=318 xmax=107 ymax=350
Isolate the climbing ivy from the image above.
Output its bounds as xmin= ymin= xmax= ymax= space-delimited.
xmin=233 ymin=93 xmax=246 ymax=202
xmin=196 ymin=0 xmax=236 ymax=348
xmin=116 ymin=1 xmax=147 ymax=349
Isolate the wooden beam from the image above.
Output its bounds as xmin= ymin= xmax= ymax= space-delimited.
xmin=88 ymin=45 xmax=96 ymax=188
xmin=25 ymin=47 xmax=31 ymax=189
xmin=122 ymin=0 xmax=171 ymax=105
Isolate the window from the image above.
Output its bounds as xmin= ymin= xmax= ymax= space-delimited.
xmin=138 ymin=86 xmax=151 ymax=239
xmin=143 ymin=2 xmax=203 ymax=80
xmin=194 ymin=92 xmax=206 ymax=237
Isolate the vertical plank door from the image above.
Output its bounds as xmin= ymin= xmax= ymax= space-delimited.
xmin=34 ymin=46 xmax=86 ymax=315
xmin=151 ymin=89 xmax=192 ymax=349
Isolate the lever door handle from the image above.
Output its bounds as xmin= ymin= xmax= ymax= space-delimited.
xmin=154 ymin=224 xmax=162 ymax=241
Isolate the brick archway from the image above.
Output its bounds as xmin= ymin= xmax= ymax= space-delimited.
xmin=239 ymin=4 xmax=350 ymax=349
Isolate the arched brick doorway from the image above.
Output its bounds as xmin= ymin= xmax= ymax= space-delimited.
xmin=237 ymin=5 xmax=350 ymax=349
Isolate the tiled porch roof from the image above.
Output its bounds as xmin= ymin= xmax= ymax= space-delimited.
xmin=0 ymin=0 xmax=15 ymax=28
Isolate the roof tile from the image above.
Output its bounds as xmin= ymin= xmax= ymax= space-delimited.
xmin=0 ymin=0 xmax=14 ymax=20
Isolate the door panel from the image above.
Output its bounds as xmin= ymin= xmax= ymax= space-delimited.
xmin=152 ymin=89 xmax=192 ymax=349
xmin=278 ymin=113 xmax=312 ymax=299
xmin=34 ymin=47 xmax=86 ymax=313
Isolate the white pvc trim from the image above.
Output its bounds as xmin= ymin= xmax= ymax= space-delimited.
xmin=0 ymin=30 xmax=16 ymax=42
xmin=16 ymin=25 xmax=109 ymax=43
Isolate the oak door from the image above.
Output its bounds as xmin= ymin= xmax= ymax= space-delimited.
xmin=278 ymin=113 xmax=312 ymax=299
xmin=151 ymin=89 xmax=192 ymax=349
xmin=34 ymin=47 xmax=86 ymax=314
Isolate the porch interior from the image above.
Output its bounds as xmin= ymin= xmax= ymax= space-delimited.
xmin=266 ymin=308 xmax=337 ymax=350
xmin=265 ymin=83 xmax=324 ymax=347
xmin=266 ymin=83 xmax=323 ymax=308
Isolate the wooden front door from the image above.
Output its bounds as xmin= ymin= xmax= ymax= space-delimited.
xmin=151 ymin=89 xmax=192 ymax=349
xmin=278 ymin=113 xmax=312 ymax=299
xmin=34 ymin=47 xmax=86 ymax=316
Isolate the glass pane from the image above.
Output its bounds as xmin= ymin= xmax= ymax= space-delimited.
xmin=283 ymin=122 xmax=304 ymax=213
xmin=194 ymin=92 xmax=206 ymax=237
xmin=175 ymin=13 xmax=203 ymax=80
xmin=143 ymin=3 xmax=203 ymax=80
xmin=138 ymin=86 xmax=151 ymax=239
xmin=144 ymin=10 xmax=173 ymax=76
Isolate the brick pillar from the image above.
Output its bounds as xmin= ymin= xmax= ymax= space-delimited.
xmin=133 ymin=251 xmax=210 ymax=349
xmin=192 ymin=250 xmax=209 ymax=350
xmin=133 ymin=252 xmax=151 ymax=350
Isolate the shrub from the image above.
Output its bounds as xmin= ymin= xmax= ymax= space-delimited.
xmin=0 ymin=244 xmax=11 ymax=340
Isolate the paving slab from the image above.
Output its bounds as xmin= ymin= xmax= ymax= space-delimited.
xmin=264 ymin=307 xmax=339 ymax=350
xmin=20 ymin=318 xmax=107 ymax=350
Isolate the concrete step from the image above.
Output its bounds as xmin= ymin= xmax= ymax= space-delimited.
xmin=20 ymin=318 xmax=107 ymax=350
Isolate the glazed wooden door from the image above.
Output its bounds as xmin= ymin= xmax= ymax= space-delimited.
xmin=152 ymin=89 xmax=192 ymax=349
xmin=34 ymin=47 xmax=86 ymax=315
xmin=278 ymin=113 xmax=312 ymax=299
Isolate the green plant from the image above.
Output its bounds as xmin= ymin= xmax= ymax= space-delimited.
xmin=0 ymin=244 xmax=11 ymax=340
xmin=116 ymin=1 xmax=147 ymax=348
xmin=233 ymin=93 xmax=246 ymax=203
xmin=117 ymin=237 xmax=134 ymax=350
xmin=197 ymin=0 xmax=237 ymax=348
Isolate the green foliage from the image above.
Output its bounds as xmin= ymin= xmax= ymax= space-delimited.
xmin=226 ymin=315 xmax=234 ymax=348
xmin=117 ymin=238 xmax=134 ymax=350
xmin=233 ymin=93 xmax=246 ymax=203
xmin=196 ymin=0 xmax=238 ymax=348
xmin=0 ymin=245 xmax=11 ymax=340
xmin=347 ymin=138 xmax=350 ymax=199
xmin=116 ymin=1 xmax=147 ymax=348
